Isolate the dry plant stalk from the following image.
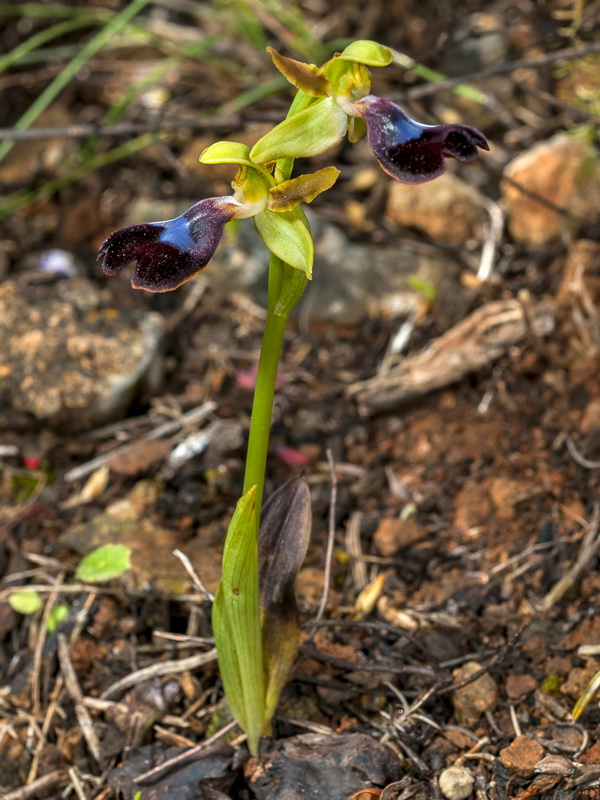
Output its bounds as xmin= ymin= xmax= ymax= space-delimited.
xmin=348 ymin=298 xmax=555 ymax=414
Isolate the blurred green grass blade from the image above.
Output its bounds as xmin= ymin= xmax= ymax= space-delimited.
xmin=0 ymin=16 xmax=106 ymax=74
xmin=212 ymin=486 xmax=266 ymax=756
xmin=0 ymin=132 xmax=165 ymax=222
xmin=224 ymin=76 xmax=289 ymax=112
xmin=0 ymin=0 xmax=153 ymax=164
xmin=1 ymin=4 xmax=99 ymax=18
xmin=103 ymin=58 xmax=178 ymax=124
xmin=392 ymin=50 xmax=489 ymax=105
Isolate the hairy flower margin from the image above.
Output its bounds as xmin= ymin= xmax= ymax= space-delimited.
xmin=98 ymin=41 xmax=489 ymax=292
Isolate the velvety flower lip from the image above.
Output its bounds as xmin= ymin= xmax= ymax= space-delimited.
xmin=97 ymin=198 xmax=237 ymax=292
xmin=357 ymin=95 xmax=489 ymax=184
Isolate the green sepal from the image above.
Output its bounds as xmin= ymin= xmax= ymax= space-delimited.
xmin=254 ymin=207 xmax=314 ymax=278
xmin=334 ymin=40 xmax=392 ymax=66
xmin=250 ymin=97 xmax=348 ymax=163
xmin=212 ymin=486 xmax=265 ymax=756
xmin=268 ymin=166 xmax=340 ymax=212
xmin=267 ymin=47 xmax=329 ymax=97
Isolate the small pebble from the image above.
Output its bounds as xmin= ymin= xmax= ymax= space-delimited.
xmin=439 ymin=765 xmax=475 ymax=800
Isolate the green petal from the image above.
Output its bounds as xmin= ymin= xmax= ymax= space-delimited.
xmin=268 ymin=47 xmax=329 ymax=97
xmin=200 ymin=142 xmax=270 ymax=179
xmin=250 ymin=97 xmax=348 ymax=163
xmin=335 ymin=40 xmax=392 ymax=66
xmin=253 ymin=209 xmax=314 ymax=277
xmin=268 ymin=166 xmax=340 ymax=212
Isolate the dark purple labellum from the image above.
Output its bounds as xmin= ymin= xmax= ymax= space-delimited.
xmin=98 ymin=198 xmax=235 ymax=292
xmin=359 ymin=96 xmax=489 ymax=184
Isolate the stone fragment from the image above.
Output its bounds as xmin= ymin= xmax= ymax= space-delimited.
xmin=506 ymin=673 xmax=538 ymax=700
xmin=580 ymin=398 xmax=600 ymax=436
xmin=439 ymin=765 xmax=475 ymax=800
xmin=373 ymin=516 xmax=428 ymax=557
xmin=451 ymin=661 xmax=498 ymax=727
xmin=386 ymin=171 xmax=487 ymax=245
xmin=560 ymin=663 xmax=599 ymax=699
xmin=502 ymin=131 xmax=600 ymax=246
xmin=453 ymin=480 xmax=492 ymax=535
xmin=500 ymin=735 xmax=544 ymax=777
xmin=0 ymin=279 xmax=163 ymax=431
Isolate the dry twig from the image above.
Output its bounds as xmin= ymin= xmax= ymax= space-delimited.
xmin=57 ymin=634 xmax=103 ymax=764
xmin=100 ymin=649 xmax=217 ymax=700
xmin=543 ymin=504 xmax=600 ymax=609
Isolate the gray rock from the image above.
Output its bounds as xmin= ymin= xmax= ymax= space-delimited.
xmin=0 ymin=278 xmax=164 ymax=431
xmin=213 ymin=214 xmax=462 ymax=326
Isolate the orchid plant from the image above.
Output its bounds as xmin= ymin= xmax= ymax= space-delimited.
xmin=98 ymin=40 xmax=488 ymax=755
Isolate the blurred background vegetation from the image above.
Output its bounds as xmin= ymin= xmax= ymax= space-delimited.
xmin=0 ymin=0 xmax=598 ymax=271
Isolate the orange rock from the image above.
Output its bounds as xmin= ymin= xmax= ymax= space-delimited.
xmin=502 ymin=132 xmax=600 ymax=246
xmin=500 ymin=735 xmax=545 ymax=777
xmin=373 ymin=516 xmax=428 ymax=556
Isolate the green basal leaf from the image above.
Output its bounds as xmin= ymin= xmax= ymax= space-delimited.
xmin=259 ymin=477 xmax=312 ymax=724
xmin=253 ymin=208 xmax=314 ymax=277
xmin=212 ymin=486 xmax=265 ymax=756
xmin=335 ymin=40 xmax=392 ymax=66
xmin=268 ymin=166 xmax=340 ymax=212
xmin=75 ymin=544 xmax=131 ymax=583
xmin=267 ymin=47 xmax=329 ymax=97
xmin=8 ymin=590 xmax=42 ymax=615
xmin=250 ymin=97 xmax=348 ymax=163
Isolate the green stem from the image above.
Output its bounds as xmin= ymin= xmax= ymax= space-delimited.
xmin=242 ymin=306 xmax=288 ymax=515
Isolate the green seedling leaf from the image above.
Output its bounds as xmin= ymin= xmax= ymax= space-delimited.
xmin=267 ymin=47 xmax=329 ymax=97
xmin=268 ymin=167 xmax=340 ymax=212
xmin=250 ymin=96 xmax=348 ymax=163
xmin=212 ymin=486 xmax=265 ymax=755
xmin=8 ymin=590 xmax=42 ymax=615
xmin=253 ymin=207 xmax=314 ymax=277
xmin=259 ymin=476 xmax=312 ymax=724
xmin=75 ymin=544 xmax=131 ymax=583
xmin=47 ymin=603 xmax=70 ymax=632
xmin=407 ymin=275 xmax=438 ymax=303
